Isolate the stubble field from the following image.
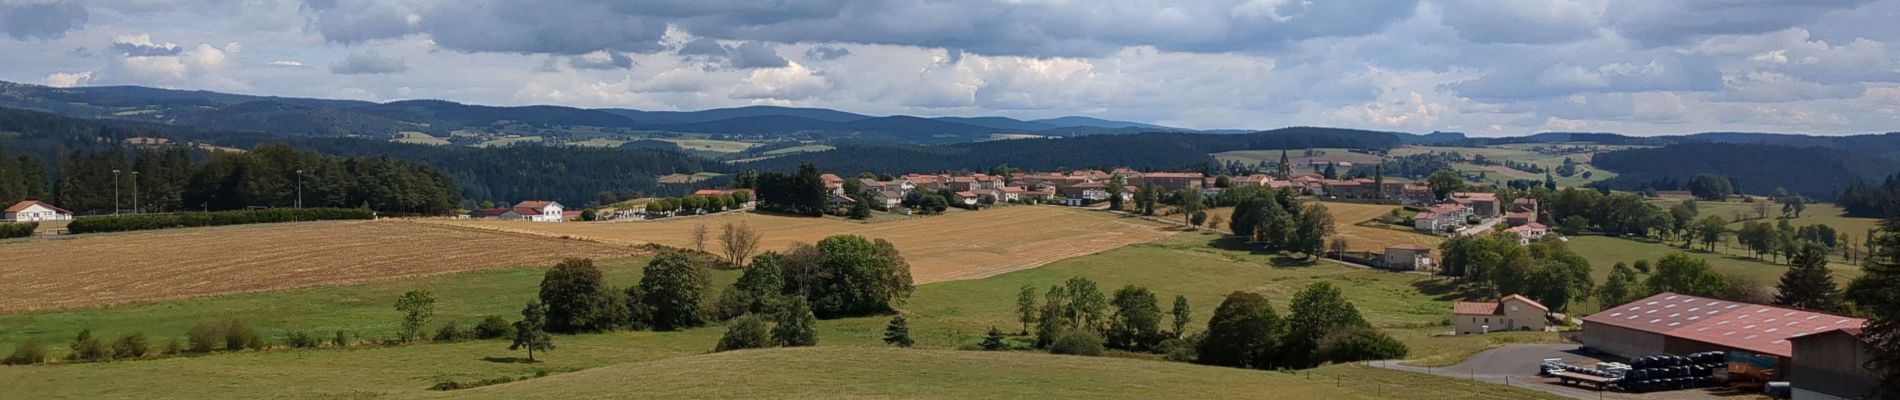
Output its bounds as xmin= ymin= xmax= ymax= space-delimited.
xmin=447 ymin=205 xmax=1176 ymax=284
xmin=0 ymin=220 xmax=631 ymax=312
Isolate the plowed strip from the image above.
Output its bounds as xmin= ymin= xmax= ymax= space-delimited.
xmin=0 ymin=220 xmax=630 ymax=312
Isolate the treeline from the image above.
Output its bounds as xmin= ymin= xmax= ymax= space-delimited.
xmin=210 ymin=136 xmax=729 ymax=207
xmin=1591 ymin=143 xmax=1894 ymax=200
xmin=22 ymin=145 xmax=459 ymax=215
xmin=752 ymin=165 xmax=827 ymax=216
xmin=1837 ymin=174 xmax=1900 ymax=218
xmin=1223 ymin=186 xmax=1336 ymax=258
xmin=1439 ymin=234 xmax=1594 ymax=311
xmin=1351 ymin=152 xmax=1453 ymax=180
xmin=67 ymin=208 xmax=373 ymax=234
xmin=0 ymin=107 xmax=730 ymax=208
xmin=746 ymin=128 xmax=1403 ymax=174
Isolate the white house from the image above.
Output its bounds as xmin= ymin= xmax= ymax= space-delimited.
xmin=1505 ymin=222 xmax=1549 ymax=244
xmin=4 ymin=200 xmax=72 ymax=222
xmin=501 ymin=200 xmax=566 ymax=222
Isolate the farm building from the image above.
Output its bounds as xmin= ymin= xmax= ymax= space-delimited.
xmin=1579 ymin=292 xmax=1867 ymax=381
xmin=1453 ymin=294 xmax=1548 ymax=334
xmin=1382 ymin=243 xmax=1431 ymax=271
xmin=1788 ymin=327 xmax=1884 ymax=400
xmin=3 ymin=200 xmax=72 ymax=222
xmin=501 ymin=200 xmax=566 ymax=222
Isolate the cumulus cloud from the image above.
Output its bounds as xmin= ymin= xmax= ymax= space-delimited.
xmin=330 ymin=51 xmax=407 ymax=74
xmin=805 ymin=45 xmax=851 ymax=60
xmin=110 ymin=33 xmax=182 ymax=56
xmin=567 ymin=50 xmax=634 ymax=70
xmin=43 ymin=71 xmax=92 ymax=87
xmin=1436 ymin=0 xmax=1603 ymax=44
xmin=0 ymin=1 xmax=88 ymax=40
xmin=1603 ymin=0 xmax=1877 ymax=46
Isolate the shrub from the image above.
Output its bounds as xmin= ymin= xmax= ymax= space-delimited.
xmin=3 ymin=338 xmax=49 ymax=365
xmin=285 ymin=331 xmax=322 ymax=349
xmin=68 ymin=329 xmax=111 ymax=361
xmin=111 ymin=332 xmax=151 ymax=359
xmin=0 ymin=221 xmax=36 ymax=239
xmin=161 ymin=338 xmax=184 ymax=355
xmin=1158 ymin=337 xmax=1197 ymax=362
xmin=187 ymin=322 xmax=221 ymax=352
xmin=66 ymin=208 xmax=374 ymax=234
xmin=1316 ymin=326 xmax=1408 ymax=363
xmin=434 ymin=322 xmax=468 ymax=342
xmin=1048 ymin=329 xmax=1105 ymax=356
xmin=769 ymin=297 xmax=817 ymax=347
xmin=883 ymin=315 xmax=914 ymax=348
xmin=474 ymin=316 xmax=511 ymax=339
xmin=332 ymin=331 xmax=352 ymax=348
xmin=224 ymin=319 xmax=264 ymax=350
xmin=714 ymin=314 xmax=771 ymax=352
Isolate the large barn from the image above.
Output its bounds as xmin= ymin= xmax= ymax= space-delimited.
xmin=1580 ymin=292 xmax=1867 ymax=379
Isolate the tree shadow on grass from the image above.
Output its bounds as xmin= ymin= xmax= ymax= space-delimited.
xmin=481 ymin=356 xmax=541 ymax=364
xmin=1411 ymin=278 xmax=1488 ymax=302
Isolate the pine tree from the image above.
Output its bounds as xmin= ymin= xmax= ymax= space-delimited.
xmin=1776 ymin=244 xmax=1843 ymax=312
xmin=1857 ymin=219 xmax=1900 ymax=398
xmin=883 ymin=315 xmax=914 ymax=348
xmin=981 ymin=327 xmax=1007 ymax=351
xmin=510 ymin=301 xmax=554 ymax=362
xmin=770 ymin=297 xmax=818 ymax=347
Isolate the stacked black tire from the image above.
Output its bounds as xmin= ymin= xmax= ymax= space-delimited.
xmin=1619 ymin=352 xmax=1726 ymax=393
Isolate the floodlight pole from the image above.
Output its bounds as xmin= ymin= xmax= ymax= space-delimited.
xmin=112 ymin=169 xmax=121 ymax=215
xmin=132 ymin=171 xmax=140 ymax=214
xmin=296 ymin=169 xmax=304 ymax=209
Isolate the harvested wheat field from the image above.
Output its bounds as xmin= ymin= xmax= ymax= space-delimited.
xmin=449 ymin=206 xmax=1175 ymax=284
xmin=0 ymin=220 xmax=630 ymax=312
xmin=1204 ymin=201 xmax=1441 ymax=253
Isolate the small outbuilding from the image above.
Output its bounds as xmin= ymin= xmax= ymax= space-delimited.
xmin=1788 ymin=327 xmax=1883 ymax=400
xmin=3 ymin=200 xmax=72 ymax=222
xmin=1382 ymin=243 xmax=1432 ymax=271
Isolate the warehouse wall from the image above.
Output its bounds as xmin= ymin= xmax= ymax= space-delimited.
xmin=1791 ymin=332 xmax=1879 ymax=400
xmin=1580 ymin=322 xmax=1666 ymax=359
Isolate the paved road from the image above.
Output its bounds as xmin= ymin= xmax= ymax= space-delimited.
xmin=1370 ymin=344 xmax=1770 ymax=400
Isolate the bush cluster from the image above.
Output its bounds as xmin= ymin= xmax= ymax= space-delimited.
xmin=0 ymin=221 xmax=36 ymax=239
xmin=67 ymin=208 xmax=373 ymax=234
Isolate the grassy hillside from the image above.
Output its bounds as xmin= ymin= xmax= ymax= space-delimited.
xmin=0 ymin=232 xmax=1556 ymax=398
xmin=423 ymin=347 xmax=1559 ymax=400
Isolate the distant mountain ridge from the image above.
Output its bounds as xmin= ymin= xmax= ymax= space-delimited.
xmin=0 ymin=81 xmax=1190 ymax=144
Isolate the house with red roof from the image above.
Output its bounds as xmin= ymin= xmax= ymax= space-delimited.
xmin=1453 ymin=294 xmax=1549 ymax=334
xmin=499 ymin=200 xmax=566 ymax=222
xmin=4 ymin=200 xmax=71 ymax=222
xmin=1504 ymin=222 xmax=1549 ymax=244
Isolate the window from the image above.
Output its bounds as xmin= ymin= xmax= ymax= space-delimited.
xmin=1509 ymin=304 xmax=1519 ymax=312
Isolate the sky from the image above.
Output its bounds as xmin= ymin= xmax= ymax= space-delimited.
xmin=1 ymin=0 xmax=1898 ymax=136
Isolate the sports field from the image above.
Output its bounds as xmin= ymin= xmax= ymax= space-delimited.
xmin=448 ymin=206 xmax=1176 ymax=284
xmin=0 ymin=220 xmax=631 ymax=312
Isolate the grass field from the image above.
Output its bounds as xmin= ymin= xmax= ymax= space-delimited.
xmin=761 ymin=144 xmax=835 ymax=155
xmin=656 ymin=172 xmax=724 ymax=184
xmin=1214 ymin=148 xmax=1386 ymax=167
xmin=1197 ymin=201 xmax=1442 ymax=253
xmin=660 ymin=138 xmax=760 ymax=153
xmin=393 ymin=131 xmax=451 ymax=146
xmin=0 ymin=220 xmax=631 ymax=312
xmin=476 ymin=135 xmax=543 ymax=147
xmin=447 ymin=206 xmax=1176 ymax=284
xmin=1391 ymin=145 xmax=1624 ymax=187
xmin=426 ymin=347 xmax=1558 ymax=400
xmin=0 ymin=230 xmax=1556 ymax=398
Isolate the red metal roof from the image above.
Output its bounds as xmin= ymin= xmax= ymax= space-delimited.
xmin=4 ymin=200 xmax=69 ymax=214
xmin=1582 ymin=292 xmax=1866 ymax=357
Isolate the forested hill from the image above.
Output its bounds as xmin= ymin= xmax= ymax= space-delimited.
xmin=1589 ymin=143 xmax=1898 ymax=200
xmin=743 ymin=127 xmax=1405 ymax=174
xmin=0 ymin=107 xmax=730 ymax=207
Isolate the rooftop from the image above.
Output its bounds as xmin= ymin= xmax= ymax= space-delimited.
xmin=1582 ymin=292 xmax=1867 ymax=357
